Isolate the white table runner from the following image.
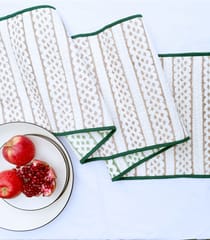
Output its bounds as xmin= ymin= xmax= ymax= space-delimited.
xmin=1 ymin=5 xmax=209 ymax=181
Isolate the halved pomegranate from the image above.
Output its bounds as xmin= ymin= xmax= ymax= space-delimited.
xmin=16 ymin=159 xmax=56 ymax=197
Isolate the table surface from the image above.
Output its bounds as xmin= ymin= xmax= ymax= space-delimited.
xmin=0 ymin=0 xmax=210 ymax=239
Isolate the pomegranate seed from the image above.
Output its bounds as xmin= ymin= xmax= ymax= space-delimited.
xmin=16 ymin=159 xmax=56 ymax=197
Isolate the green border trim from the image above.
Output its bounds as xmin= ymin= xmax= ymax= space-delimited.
xmin=112 ymin=137 xmax=189 ymax=181
xmin=80 ymin=127 xmax=116 ymax=163
xmin=54 ymin=125 xmax=115 ymax=137
xmin=159 ymin=52 xmax=210 ymax=57
xmin=0 ymin=5 xmax=55 ymax=22
xmin=54 ymin=125 xmax=189 ymax=181
xmin=117 ymin=174 xmax=210 ymax=180
xmin=71 ymin=14 xmax=142 ymax=39
xmin=86 ymin=137 xmax=189 ymax=162
xmin=54 ymin=126 xmax=116 ymax=163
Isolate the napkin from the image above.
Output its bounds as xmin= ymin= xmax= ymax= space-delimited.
xmin=0 ymin=5 xmax=191 ymax=180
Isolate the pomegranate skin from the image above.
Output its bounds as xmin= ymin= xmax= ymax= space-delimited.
xmin=0 ymin=169 xmax=23 ymax=199
xmin=2 ymin=135 xmax=35 ymax=166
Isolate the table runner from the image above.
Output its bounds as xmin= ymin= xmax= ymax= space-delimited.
xmin=159 ymin=53 xmax=210 ymax=177
xmin=0 ymin=5 xmax=205 ymax=181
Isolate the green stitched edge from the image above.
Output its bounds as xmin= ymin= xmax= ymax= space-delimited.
xmin=112 ymin=137 xmax=189 ymax=181
xmin=0 ymin=5 xmax=55 ymax=22
xmin=116 ymin=174 xmax=210 ymax=180
xmin=79 ymin=127 xmax=116 ymax=163
xmin=54 ymin=126 xmax=116 ymax=136
xmin=71 ymin=14 xmax=142 ymax=39
xmin=55 ymin=125 xmax=189 ymax=180
xmin=158 ymin=52 xmax=210 ymax=57
xmin=1 ymin=6 xmax=207 ymax=61
xmin=54 ymin=126 xmax=189 ymax=181
xmin=54 ymin=126 xmax=116 ymax=163
xmin=85 ymin=137 xmax=189 ymax=162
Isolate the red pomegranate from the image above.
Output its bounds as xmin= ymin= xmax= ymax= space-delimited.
xmin=2 ymin=135 xmax=35 ymax=166
xmin=16 ymin=159 xmax=56 ymax=197
xmin=0 ymin=169 xmax=23 ymax=198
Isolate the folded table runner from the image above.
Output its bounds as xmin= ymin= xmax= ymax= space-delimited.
xmin=0 ymin=5 xmax=203 ymax=181
xmin=159 ymin=53 xmax=210 ymax=176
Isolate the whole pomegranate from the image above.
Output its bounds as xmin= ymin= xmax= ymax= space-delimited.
xmin=2 ymin=135 xmax=35 ymax=166
xmin=16 ymin=159 xmax=56 ymax=197
xmin=0 ymin=169 xmax=23 ymax=198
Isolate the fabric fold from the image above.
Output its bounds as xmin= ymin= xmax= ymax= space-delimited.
xmin=70 ymin=13 xmax=189 ymax=180
xmin=0 ymin=5 xmax=116 ymax=168
xmin=0 ymin=5 xmax=190 ymax=180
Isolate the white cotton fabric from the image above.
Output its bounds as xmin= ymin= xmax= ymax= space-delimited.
xmin=0 ymin=0 xmax=210 ymax=239
xmin=0 ymin=6 xmax=188 ymax=180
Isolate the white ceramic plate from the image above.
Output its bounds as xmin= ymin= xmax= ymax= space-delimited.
xmin=2 ymin=134 xmax=69 ymax=211
xmin=0 ymin=122 xmax=74 ymax=231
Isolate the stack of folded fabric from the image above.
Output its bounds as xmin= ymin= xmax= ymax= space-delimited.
xmin=0 ymin=5 xmax=209 ymax=181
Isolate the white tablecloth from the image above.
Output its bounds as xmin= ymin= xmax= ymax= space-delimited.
xmin=1 ymin=0 xmax=210 ymax=239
